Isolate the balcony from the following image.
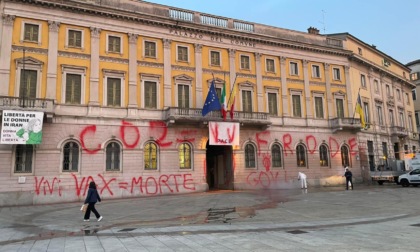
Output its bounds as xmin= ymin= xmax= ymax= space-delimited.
xmin=0 ymin=96 xmax=54 ymax=119
xmin=390 ymin=126 xmax=408 ymax=138
xmin=329 ymin=117 xmax=362 ymax=132
xmin=164 ymin=107 xmax=271 ymax=128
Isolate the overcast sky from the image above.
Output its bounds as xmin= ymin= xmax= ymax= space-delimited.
xmin=145 ymin=0 xmax=420 ymax=65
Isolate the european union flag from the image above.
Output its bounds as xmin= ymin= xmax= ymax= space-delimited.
xmin=202 ymin=81 xmax=222 ymax=116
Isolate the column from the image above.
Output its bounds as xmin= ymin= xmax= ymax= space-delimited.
xmin=195 ymin=44 xmax=203 ymax=107
xmin=128 ymin=33 xmax=138 ymax=108
xmin=324 ymin=63 xmax=333 ymax=119
xmin=255 ymin=52 xmax=263 ymax=112
xmin=229 ymin=49 xmax=236 ymax=89
xmin=163 ymin=39 xmax=171 ymax=108
xmin=344 ymin=66 xmax=353 ymax=117
xmin=303 ymin=60 xmax=312 ymax=118
xmin=0 ymin=15 xmax=15 ymax=96
xmin=89 ymin=27 xmax=101 ymax=106
xmin=367 ymin=68 xmax=377 ymax=124
xmin=280 ymin=56 xmax=288 ymax=117
xmin=46 ymin=21 xmax=60 ymax=101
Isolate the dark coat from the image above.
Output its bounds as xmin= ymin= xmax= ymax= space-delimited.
xmin=344 ymin=170 xmax=353 ymax=179
xmin=84 ymin=188 xmax=101 ymax=204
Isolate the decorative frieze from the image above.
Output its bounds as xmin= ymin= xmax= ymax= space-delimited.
xmin=100 ymin=56 xmax=129 ymax=64
xmin=262 ymin=76 xmax=281 ymax=81
xmin=331 ymin=83 xmax=345 ymax=88
xmin=12 ymin=45 xmax=48 ymax=55
xmin=58 ymin=51 xmax=91 ymax=60
xmin=237 ymin=73 xmax=256 ymax=79
xmin=286 ymin=78 xmax=304 ymax=84
xmin=138 ymin=61 xmax=164 ymax=68
xmin=171 ymin=65 xmax=195 ymax=72
xmin=309 ymin=81 xmax=326 ymax=86
xmin=202 ymin=68 xmax=229 ymax=75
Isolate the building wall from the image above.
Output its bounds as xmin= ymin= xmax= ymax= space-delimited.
xmin=0 ymin=0 xmax=415 ymax=206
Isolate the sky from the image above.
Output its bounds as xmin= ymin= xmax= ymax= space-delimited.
xmin=144 ymin=0 xmax=420 ymax=65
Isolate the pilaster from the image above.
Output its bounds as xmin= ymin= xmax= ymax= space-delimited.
xmin=344 ymin=66 xmax=353 ymax=117
xmin=128 ymin=33 xmax=138 ymax=108
xmin=195 ymin=44 xmax=203 ymax=107
xmin=255 ymin=52 xmax=263 ymax=112
xmin=89 ymin=27 xmax=101 ymax=107
xmin=46 ymin=21 xmax=60 ymax=101
xmin=0 ymin=15 xmax=15 ymax=96
xmin=163 ymin=39 xmax=172 ymax=108
xmin=324 ymin=63 xmax=333 ymax=119
xmin=303 ymin=60 xmax=311 ymax=118
xmin=280 ymin=56 xmax=288 ymax=117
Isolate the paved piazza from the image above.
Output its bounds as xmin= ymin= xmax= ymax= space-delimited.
xmin=0 ymin=184 xmax=419 ymax=251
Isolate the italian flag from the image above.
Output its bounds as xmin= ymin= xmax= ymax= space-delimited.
xmin=221 ymin=81 xmax=227 ymax=120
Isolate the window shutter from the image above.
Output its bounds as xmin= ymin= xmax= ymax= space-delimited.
xmin=66 ymin=74 xmax=81 ymax=104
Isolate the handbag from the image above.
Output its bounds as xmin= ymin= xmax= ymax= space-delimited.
xmin=80 ymin=204 xmax=87 ymax=212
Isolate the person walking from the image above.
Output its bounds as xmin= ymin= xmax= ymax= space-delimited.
xmin=84 ymin=181 xmax=103 ymax=222
xmin=297 ymin=172 xmax=307 ymax=189
xmin=344 ymin=167 xmax=353 ymax=190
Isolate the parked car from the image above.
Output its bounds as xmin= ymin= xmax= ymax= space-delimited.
xmin=398 ymin=169 xmax=420 ymax=187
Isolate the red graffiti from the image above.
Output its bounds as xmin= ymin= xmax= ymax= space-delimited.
xmin=97 ymin=174 xmax=116 ymax=196
xmin=262 ymin=153 xmax=271 ymax=172
xmin=34 ymin=177 xmax=62 ymax=196
xmin=329 ymin=137 xmax=340 ymax=157
xmin=246 ymin=171 xmax=280 ymax=188
xmin=120 ymin=120 xmax=140 ymax=149
xmin=130 ymin=174 xmax=193 ymax=195
xmin=149 ymin=121 xmax=173 ymax=147
xmin=349 ymin=137 xmax=357 ymax=155
xmin=256 ymin=131 xmax=269 ymax=156
xmin=210 ymin=123 xmax=219 ymax=143
xmin=176 ymin=129 xmax=197 ymax=143
xmin=71 ymin=174 xmax=95 ymax=196
xmin=306 ymin=135 xmax=317 ymax=154
xmin=283 ymin=134 xmax=293 ymax=156
xmin=80 ymin=125 xmax=101 ymax=154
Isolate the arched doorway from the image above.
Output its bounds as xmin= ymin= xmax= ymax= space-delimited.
xmin=206 ymin=141 xmax=233 ymax=190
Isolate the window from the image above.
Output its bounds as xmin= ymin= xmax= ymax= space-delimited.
xmin=333 ymin=68 xmax=341 ymax=80
xmin=312 ymin=65 xmax=320 ymax=78
xmin=411 ymin=72 xmax=419 ymax=81
xmin=23 ymin=23 xmax=39 ymax=42
xmin=412 ymin=89 xmax=417 ymax=101
xmin=341 ymin=145 xmax=350 ymax=167
xmin=374 ymin=80 xmax=379 ymax=92
xmin=396 ymin=89 xmax=401 ymax=101
xmin=386 ymin=85 xmax=390 ymax=96
xmin=14 ymin=145 xmax=33 ymax=173
xmin=266 ymin=58 xmax=275 ymax=72
xmin=376 ymin=105 xmax=383 ymax=125
xmin=245 ymin=143 xmax=256 ymax=168
xmin=144 ymin=81 xmax=157 ymax=108
xmin=271 ymin=144 xmax=282 ymax=168
xmin=242 ymin=90 xmax=252 ymax=112
xmin=363 ymin=102 xmax=370 ymax=124
xmin=106 ymin=77 xmax=122 ymax=107
xmin=106 ymin=141 xmax=120 ymax=171
xmin=336 ymin=98 xmax=344 ymax=118
xmin=68 ymin=29 xmax=82 ymax=48
xmin=240 ymin=55 xmax=250 ymax=69
xmin=62 ymin=141 xmax=79 ymax=172
xmin=314 ymin=96 xmax=324 ymax=119
xmin=179 ymin=143 xmax=191 ymax=169
xmin=65 ymin=73 xmax=82 ymax=104
xmin=292 ymin=94 xmax=302 ymax=117
xmin=144 ymin=142 xmax=158 ymax=170
xmin=177 ymin=46 xmax=188 ymax=62
xmin=319 ymin=144 xmax=329 ymax=167
xmin=267 ymin=92 xmax=278 ymax=116
xmin=399 ymin=111 xmax=405 ymax=127
xmin=290 ymin=62 xmax=298 ymax=75
xmin=406 ymin=93 xmax=410 ymax=104
xmin=361 ymin=74 xmax=366 ymax=88
xmin=415 ymin=112 xmax=419 ymax=126
xmin=408 ymin=115 xmax=413 ymax=131
xmin=389 ymin=109 xmax=394 ymax=126
xmin=20 ymin=69 xmax=37 ymax=99
xmin=296 ymin=144 xmax=306 ymax=167
xmin=210 ymin=51 xmax=221 ymax=66
xmin=144 ymin=41 xmax=156 ymax=58
xmin=178 ymin=84 xmax=190 ymax=108
xmin=107 ymin=35 xmax=121 ymax=53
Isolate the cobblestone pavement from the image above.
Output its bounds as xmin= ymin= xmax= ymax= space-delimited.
xmin=0 ymin=184 xmax=419 ymax=251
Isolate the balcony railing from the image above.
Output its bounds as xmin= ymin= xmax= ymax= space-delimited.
xmin=0 ymin=96 xmax=54 ymax=114
xmin=390 ymin=126 xmax=408 ymax=137
xmin=164 ymin=107 xmax=271 ymax=127
xmin=329 ymin=117 xmax=362 ymax=131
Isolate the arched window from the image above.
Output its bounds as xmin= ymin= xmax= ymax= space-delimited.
xmin=15 ymin=145 xmax=33 ymax=173
xmin=179 ymin=142 xmax=192 ymax=169
xmin=63 ymin=141 xmax=80 ymax=172
xmin=106 ymin=141 xmax=121 ymax=171
xmin=271 ymin=143 xmax=282 ymax=168
xmin=144 ymin=142 xmax=158 ymax=170
xmin=319 ymin=144 xmax=329 ymax=167
xmin=341 ymin=145 xmax=350 ymax=167
xmin=296 ymin=144 xmax=306 ymax=167
xmin=245 ymin=143 xmax=256 ymax=168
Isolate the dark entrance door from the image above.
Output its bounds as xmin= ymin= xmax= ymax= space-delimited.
xmin=206 ymin=141 xmax=233 ymax=190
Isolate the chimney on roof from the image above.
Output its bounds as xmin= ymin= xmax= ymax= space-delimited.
xmin=307 ymin=27 xmax=320 ymax=35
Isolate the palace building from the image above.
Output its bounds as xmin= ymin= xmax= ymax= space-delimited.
xmin=0 ymin=0 xmax=417 ymax=205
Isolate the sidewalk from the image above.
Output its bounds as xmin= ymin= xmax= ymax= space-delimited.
xmin=0 ymin=185 xmax=419 ymax=251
